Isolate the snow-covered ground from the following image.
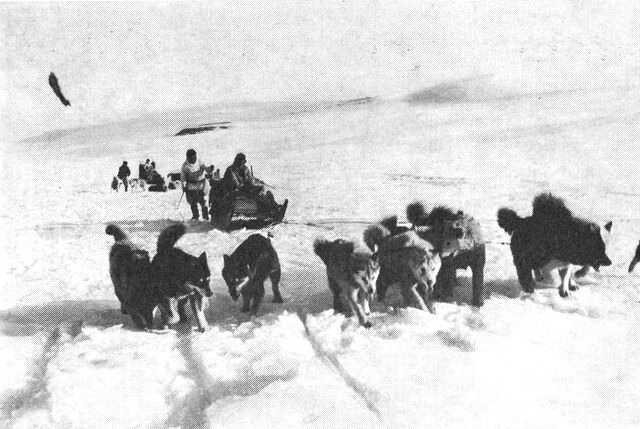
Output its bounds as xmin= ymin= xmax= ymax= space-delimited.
xmin=1 ymin=82 xmax=640 ymax=428
xmin=2 ymin=1 xmax=640 ymax=428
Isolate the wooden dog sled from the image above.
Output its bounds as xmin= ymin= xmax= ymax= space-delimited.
xmin=208 ymin=179 xmax=287 ymax=231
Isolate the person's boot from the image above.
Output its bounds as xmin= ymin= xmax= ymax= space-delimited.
xmin=201 ymin=205 xmax=209 ymax=221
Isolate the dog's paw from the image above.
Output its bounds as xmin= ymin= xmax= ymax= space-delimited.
xmin=558 ymin=288 xmax=569 ymax=298
xmin=569 ymin=284 xmax=579 ymax=292
xmin=362 ymin=321 xmax=372 ymax=329
xmin=241 ymin=306 xmax=251 ymax=313
xmin=273 ymin=295 xmax=284 ymax=304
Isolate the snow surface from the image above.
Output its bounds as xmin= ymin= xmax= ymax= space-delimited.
xmin=2 ymin=1 xmax=640 ymax=428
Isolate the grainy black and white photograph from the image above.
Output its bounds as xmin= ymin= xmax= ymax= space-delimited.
xmin=1 ymin=1 xmax=639 ymax=427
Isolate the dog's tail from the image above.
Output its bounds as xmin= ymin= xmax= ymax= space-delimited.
xmin=313 ymin=239 xmax=334 ymax=264
xmin=363 ymin=224 xmax=391 ymax=252
xmin=532 ymin=193 xmax=573 ymax=220
xmin=157 ymin=223 xmax=187 ymax=254
xmin=313 ymin=239 xmax=354 ymax=264
xmin=106 ymin=224 xmax=128 ymax=242
xmin=497 ymin=208 xmax=523 ymax=235
xmin=406 ymin=202 xmax=428 ymax=226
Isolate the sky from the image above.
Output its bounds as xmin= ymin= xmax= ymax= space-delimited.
xmin=1 ymin=0 xmax=638 ymax=141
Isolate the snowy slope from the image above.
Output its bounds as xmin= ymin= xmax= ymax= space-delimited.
xmin=2 ymin=82 xmax=640 ymax=428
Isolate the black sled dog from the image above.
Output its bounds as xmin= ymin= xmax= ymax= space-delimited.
xmin=497 ymin=193 xmax=612 ymax=297
xmin=314 ymin=238 xmax=380 ymax=328
xmin=406 ymin=203 xmax=486 ymax=307
xmin=106 ymin=224 xmax=156 ymax=329
xmin=151 ymin=224 xmax=212 ymax=331
xmin=222 ymin=234 xmax=283 ymax=315
xmin=363 ymin=224 xmax=441 ymax=314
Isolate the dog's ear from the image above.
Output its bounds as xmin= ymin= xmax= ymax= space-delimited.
xmin=604 ymin=221 xmax=612 ymax=232
xmin=223 ymin=254 xmax=230 ymax=265
xmin=199 ymin=252 xmax=207 ymax=262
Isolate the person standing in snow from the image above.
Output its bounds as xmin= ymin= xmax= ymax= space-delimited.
xmin=117 ymin=161 xmax=131 ymax=192
xmin=181 ymin=149 xmax=214 ymax=220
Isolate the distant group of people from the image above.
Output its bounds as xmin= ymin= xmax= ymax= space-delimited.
xmin=115 ymin=159 xmax=165 ymax=192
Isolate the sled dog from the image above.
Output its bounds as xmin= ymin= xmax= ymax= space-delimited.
xmin=106 ymin=224 xmax=156 ymax=329
xmin=497 ymin=193 xmax=612 ymax=297
xmin=363 ymin=224 xmax=441 ymax=313
xmin=151 ymin=224 xmax=212 ymax=331
xmin=129 ymin=178 xmax=145 ymax=192
xmin=222 ymin=233 xmax=283 ymax=315
xmin=314 ymin=238 xmax=379 ymax=328
xmin=111 ymin=176 xmax=120 ymax=191
xmin=405 ymin=203 xmax=486 ymax=307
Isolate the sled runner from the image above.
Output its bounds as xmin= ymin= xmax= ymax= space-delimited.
xmin=208 ymin=179 xmax=288 ymax=231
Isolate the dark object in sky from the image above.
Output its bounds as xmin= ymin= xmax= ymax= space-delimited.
xmin=630 ymin=240 xmax=640 ymax=273
xmin=48 ymin=72 xmax=71 ymax=106
xmin=175 ymin=122 xmax=230 ymax=136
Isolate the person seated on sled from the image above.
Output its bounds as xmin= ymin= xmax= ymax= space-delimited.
xmin=138 ymin=160 xmax=150 ymax=181
xmin=146 ymin=161 xmax=165 ymax=186
xmin=181 ymin=149 xmax=214 ymax=220
xmin=223 ymin=153 xmax=277 ymax=211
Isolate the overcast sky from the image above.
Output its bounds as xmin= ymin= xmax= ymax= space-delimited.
xmin=1 ymin=1 xmax=637 ymax=140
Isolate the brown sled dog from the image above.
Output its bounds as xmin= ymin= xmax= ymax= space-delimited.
xmin=151 ymin=224 xmax=212 ymax=332
xmin=406 ymin=203 xmax=486 ymax=307
xmin=106 ymin=224 xmax=156 ymax=329
xmin=363 ymin=224 xmax=441 ymax=313
xmin=314 ymin=239 xmax=380 ymax=328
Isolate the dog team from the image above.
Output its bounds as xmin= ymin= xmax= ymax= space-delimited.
xmin=107 ymin=192 xmax=638 ymax=331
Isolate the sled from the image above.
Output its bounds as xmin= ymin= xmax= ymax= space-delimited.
xmin=208 ymin=179 xmax=288 ymax=231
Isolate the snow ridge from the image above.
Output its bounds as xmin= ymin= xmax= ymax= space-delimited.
xmin=1 ymin=321 xmax=82 ymax=421
xmin=298 ymin=314 xmax=382 ymax=422
xmin=165 ymin=330 xmax=216 ymax=429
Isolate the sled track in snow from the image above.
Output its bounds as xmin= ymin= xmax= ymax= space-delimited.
xmin=166 ymin=331 xmax=216 ymax=429
xmin=166 ymin=327 xmax=301 ymax=428
xmin=298 ymin=314 xmax=383 ymax=422
xmin=0 ymin=321 xmax=83 ymax=421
